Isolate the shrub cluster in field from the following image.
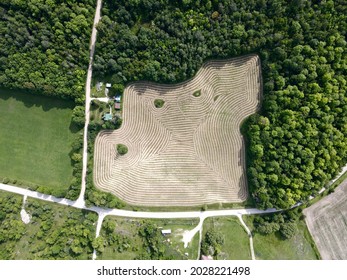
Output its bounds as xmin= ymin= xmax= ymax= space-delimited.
xmin=201 ymin=228 xmax=224 ymax=258
xmin=251 ymin=208 xmax=302 ymax=240
xmin=93 ymin=0 xmax=347 ymax=209
xmin=116 ymin=144 xmax=128 ymax=155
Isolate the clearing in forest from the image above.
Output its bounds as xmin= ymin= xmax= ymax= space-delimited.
xmin=93 ymin=55 xmax=261 ymax=206
xmin=304 ymin=178 xmax=347 ymax=259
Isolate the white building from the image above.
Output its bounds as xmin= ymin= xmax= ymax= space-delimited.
xmin=161 ymin=229 xmax=171 ymax=235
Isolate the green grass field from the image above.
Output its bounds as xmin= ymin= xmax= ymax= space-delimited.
xmin=0 ymin=89 xmax=76 ymax=191
xmin=202 ymin=217 xmax=251 ymax=260
xmin=244 ymin=216 xmax=319 ymax=260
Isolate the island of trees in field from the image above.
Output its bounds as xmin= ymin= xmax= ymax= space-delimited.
xmin=0 ymin=0 xmax=346 ymax=210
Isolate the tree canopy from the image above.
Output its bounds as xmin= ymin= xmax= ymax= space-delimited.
xmin=93 ymin=0 xmax=347 ymax=209
xmin=0 ymin=0 xmax=95 ymax=101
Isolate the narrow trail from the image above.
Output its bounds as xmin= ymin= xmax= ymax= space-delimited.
xmin=77 ymin=0 xmax=103 ymax=208
xmin=237 ymin=214 xmax=255 ymax=260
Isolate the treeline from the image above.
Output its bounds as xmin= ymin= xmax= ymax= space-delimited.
xmin=0 ymin=0 xmax=95 ymax=101
xmin=85 ymin=115 xmax=125 ymax=209
xmin=94 ymin=0 xmax=347 ymax=209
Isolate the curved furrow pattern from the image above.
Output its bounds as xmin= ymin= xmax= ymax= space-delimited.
xmin=93 ymin=54 xmax=261 ymax=206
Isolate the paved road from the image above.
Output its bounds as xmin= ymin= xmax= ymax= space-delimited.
xmin=77 ymin=0 xmax=103 ymax=207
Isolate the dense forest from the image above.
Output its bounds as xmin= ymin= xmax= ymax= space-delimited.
xmin=0 ymin=0 xmax=95 ymax=101
xmin=93 ymin=0 xmax=347 ymax=209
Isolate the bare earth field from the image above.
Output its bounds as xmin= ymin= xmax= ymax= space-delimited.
xmin=304 ymin=179 xmax=347 ymax=259
xmin=93 ymin=55 xmax=261 ymax=206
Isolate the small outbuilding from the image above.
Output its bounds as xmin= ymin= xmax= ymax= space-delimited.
xmin=103 ymin=113 xmax=113 ymax=121
xmin=106 ymin=83 xmax=112 ymax=88
xmin=161 ymin=229 xmax=171 ymax=236
xmin=114 ymin=103 xmax=121 ymax=110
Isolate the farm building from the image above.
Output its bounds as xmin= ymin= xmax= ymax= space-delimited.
xmin=161 ymin=229 xmax=171 ymax=235
xmin=103 ymin=113 xmax=113 ymax=121
xmin=114 ymin=103 xmax=121 ymax=110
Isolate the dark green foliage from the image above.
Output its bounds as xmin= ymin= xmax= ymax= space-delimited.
xmin=112 ymin=84 xmax=125 ymax=96
xmin=23 ymin=200 xmax=97 ymax=260
xmin=154 ymin=99 xmax=165 ymax=108
xmin=0 ymin=1 xmax=95 ymax=101
xmin=137 ymin=221 xmax=184 ymax=260
xmin=193 ymin=90 xmax=201 ymax=97
xmin=71 ymin=106 xmax=85 ymax=128
xmin=94 ymin=0 xmax=347 ymax=209
xmin=0 ymin=193 xmax=96 ymax=260
xmin=201 ymin=228 xmax=224 ymax=258
xmin=117 ymin=144 xmax=128 ymax=155
xmin=0 ymin=193 xmax=25 ymax=259
xmin=256 ymin=221 xmax=281 ymax=235
xmin=85 ymin=168 xmax=126 ymax=209
xmin=253 ymin=209 xmax=301 ymax=239
xmin=280 ymin=222 xmax=298 ymax=240
xmin=2 ymin=178 xmax=9 ymax=184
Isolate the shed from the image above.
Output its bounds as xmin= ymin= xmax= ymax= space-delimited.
xmin=161 ymin=229 xmax=171 ymax=235
xmin=106 ymin=83 xmax=112 ymax=88
xmin=114 ymin=103 xmax=121 ymax=110
xmin=103 ymin=113 xmax=113 ymax=121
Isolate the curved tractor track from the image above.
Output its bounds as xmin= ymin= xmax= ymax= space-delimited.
xmin=94 ymin=55 xmax=262 ymax=207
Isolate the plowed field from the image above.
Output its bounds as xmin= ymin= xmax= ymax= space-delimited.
xmin=93 ymin=55 xmax=261 ymax=206
xmin=304 ymin=179 xmax=347 ymax=259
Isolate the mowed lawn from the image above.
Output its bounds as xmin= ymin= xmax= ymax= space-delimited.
xmin=0 ymin=89 xmax=76 ymax=191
